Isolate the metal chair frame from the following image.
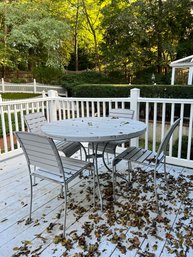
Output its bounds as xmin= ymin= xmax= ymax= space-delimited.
xmin=15 ymin=131 xmax=101 ymax=237
xmin=112 ymin=118 xmax=181 ymax=212
xmin=88 ymin=108 xmax=135 ymax=171
xmin=24 ymin=112 xmax=87 ymax=159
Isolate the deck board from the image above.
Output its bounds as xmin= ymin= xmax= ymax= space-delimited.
xmin=0 ymin=153 xmax=193 ymax=257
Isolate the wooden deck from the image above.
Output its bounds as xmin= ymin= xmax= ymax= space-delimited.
xmin=1 ymin=152 xmax=193 ymax=257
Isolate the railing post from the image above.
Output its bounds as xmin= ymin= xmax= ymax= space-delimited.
xmin=0 ymin=94 xmax=2 ymax=102
xmin=130 ymin=88 xmax=140 ymax=147
xmin=2 ymin=78 xmax=5 ymax=92
xmin=33 ymin=79 xmax=37 ymax=93
xmin=48 ymin=90 xmax=58 ymax=122
xmin=42 ymin=90 xmax=46 ymax=98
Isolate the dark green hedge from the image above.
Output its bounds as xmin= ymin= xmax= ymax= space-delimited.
xmin=173 ymin=136 xmax=193 ymax=160
xmin=72 ymin=84 xmax=193 ymax=98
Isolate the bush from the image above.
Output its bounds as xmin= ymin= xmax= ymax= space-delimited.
xmin=33 ymin=66 xmax=63 ymax=84
xmin=61 ymin=71 xmax=111 ymax=96
xmin=173 ymin=136 xmax=193 ymax=160
xmin=72 ymin=84 xmax=129 ymax=97
xmin=72 ymin=84 xmax=193 ymax=98
xmin=10 ymin=78 xmax=27 ymax=83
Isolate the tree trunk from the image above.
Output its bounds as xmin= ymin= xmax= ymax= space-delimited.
xmin=157 ymin=0 xmax=163 ymax=74
xmin=81 ymin=0 xmax=101 ymax=72
xmin=74 ymin=2 xmax=79 ymax=71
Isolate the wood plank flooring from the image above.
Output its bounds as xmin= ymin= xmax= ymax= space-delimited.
xmin=0 ymin=153 xmax=193 ymax=257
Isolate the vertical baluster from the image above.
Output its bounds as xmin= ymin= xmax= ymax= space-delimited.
xmin=26 ymin=102 xmax=29 ymax=115
xmin=169 ymin=103 xmax=175 ymax=156
xmin=81 ymin=101 xmax=84 ymax=118
xmin=108 ymin=101 xmax=111 ymax=115
xmin=67 ymin=101 xmax=70 ymax=119
xmin=71 ymin=100 xmax=75 ymax=118
xmin=152 ymin=102 xmax=157 ymax=152
xmin=20 ymin=103 xmax=25 ymax=131
xmin=161 ymin=103 xmax=166 ymax=140
xmin=76 ymin=101 xmax=79 ymax=118
xmin=14 ymin=105 xmax=20 ymax=148
xmin=46 ymin=100 xmax=49 ymax=121
xmin=1 ymin=106 xmax=8 ymax=153
xmin=31 ymin=102 xmax=34 ymax=113
xmin=58 ymin=100 xmax=62 ymax=120
xmin=7 ymin=105 xmax=14 ymax=151
xmin=37 ymin=102 xmax=40 ymax=112
xmin=178 ymin=104 xmax=184 ymax=158
xmin=103 ymin=101 xmax=106 ymax=117
xmin=86 ymin=101 xmax=89 ymax=117
xmin=97 ymin=101 xmax=100 ymax=117
xmin=41 ymin=101 xmax=45 ymax=115
xmin=91 ymin=101 xmax=95 ymax=117
xmin=187 ymin=104 xmax=193 ymax=160
xmin=62 ymin=100 xmax=66 ymax=119
xmin=145 ymin=102 xmax=149 ymax=149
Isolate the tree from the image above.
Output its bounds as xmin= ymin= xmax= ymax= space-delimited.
xmin=0 ymin=0 xmax=72 ymax=74
xmin=101 ymin=0 xmax=193 ymax=79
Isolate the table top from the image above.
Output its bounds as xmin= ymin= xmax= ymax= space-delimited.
xmin=41 ymin=117 xmax=146 ymax=142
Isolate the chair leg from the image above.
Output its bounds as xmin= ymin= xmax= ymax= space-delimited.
xmin=60 ymin=185 xmax=64 ymax=198
xmin=112 ymin=163 xmax=116 ymax=201
xmin=29 ymin=173 xmax=33 ymax=222
xmin=93 ymin=167 xmax=96 ymax=207
xmin=153 ymin=167 xmax=160 ymax=213
xmin=63 ymin=184 xmax=68 ymax=238
xmin=163 ymin=156 xmax=169 ymax=192
xmin=127 ymin=161 xmax=132 ymax=183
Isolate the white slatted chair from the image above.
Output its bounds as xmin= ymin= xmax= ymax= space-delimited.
xmin=15 ymin=131 xmax=100 ymax=237
xmin=88 ymin=108 xmax=134 ymax=171
xmin=112 ymin=118 xmax=181 ymax=212
xmin=24 ymin=112 xmax=86 ymax=158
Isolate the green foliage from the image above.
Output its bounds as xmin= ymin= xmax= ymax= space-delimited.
xmin=10 ymin=78 xmax=27 ymax=83
xmin=2 ymin=93 xmax=40 ymax=99
xmin=0 ymin=1 xmax=72 ymax=72
xmin=33 ymin=66 xmax=64 ymax=84
xmin=72 ymin=84 xmax=193 ymax=98
xmin=61 ymin=71 xmax=111 ymax=96
xmin=173 ymin=136 xmax=193 ymax=160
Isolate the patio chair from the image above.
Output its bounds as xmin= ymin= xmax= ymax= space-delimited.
xmin=24 ymin=112 xmax=87 ymax=159
xmin=15 ymin=131 xmax=99 ymax=237
xmin=88 ymin=108 xmax=135 ymax=171
xmin=112 ymin=118 xmax=181 ymax=212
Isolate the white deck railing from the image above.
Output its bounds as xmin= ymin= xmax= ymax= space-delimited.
xmin=1 ymin=88 xmax=193 ymax=168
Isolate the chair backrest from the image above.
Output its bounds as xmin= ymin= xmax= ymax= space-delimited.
xmin=109 ymin=108 xmax=134 ymax=119
xmin=24 ymin=112 xmax=47 ymax=135
xmin=157 ymin=118 xmax=181 ymax=157
xmin=15 ymin=131 xmax=64 ymax=177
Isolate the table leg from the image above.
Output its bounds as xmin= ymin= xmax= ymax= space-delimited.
xmin=92 ymin=142 xmax=103 ymax=211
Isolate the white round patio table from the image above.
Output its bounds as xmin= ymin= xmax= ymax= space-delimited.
xmin=41 ymin=117 xmax=146 ymax=143
xmin=41 ymin=117 xmax=146 ymax=210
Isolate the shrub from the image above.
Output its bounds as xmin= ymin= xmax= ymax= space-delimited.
xmin=173 ymin=136 xmax=193 ymax=160
xmin=33 ymin=66 xmax=63 ymax=84
xmin=10 ymin=78 xmax=27 ymax=83
xmin=61 ymin=71 xmax=111 ymax=96
xmin=72 ymin=84 xmax=193 ymax=98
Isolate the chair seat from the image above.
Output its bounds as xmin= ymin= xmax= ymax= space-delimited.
xmin=32 ymin=156 xmax=91 ymax=184
xmin=54 ymin=140 xmax=82 ymax=157
xmin=113 ymin=146 xmax=165 ymax=166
